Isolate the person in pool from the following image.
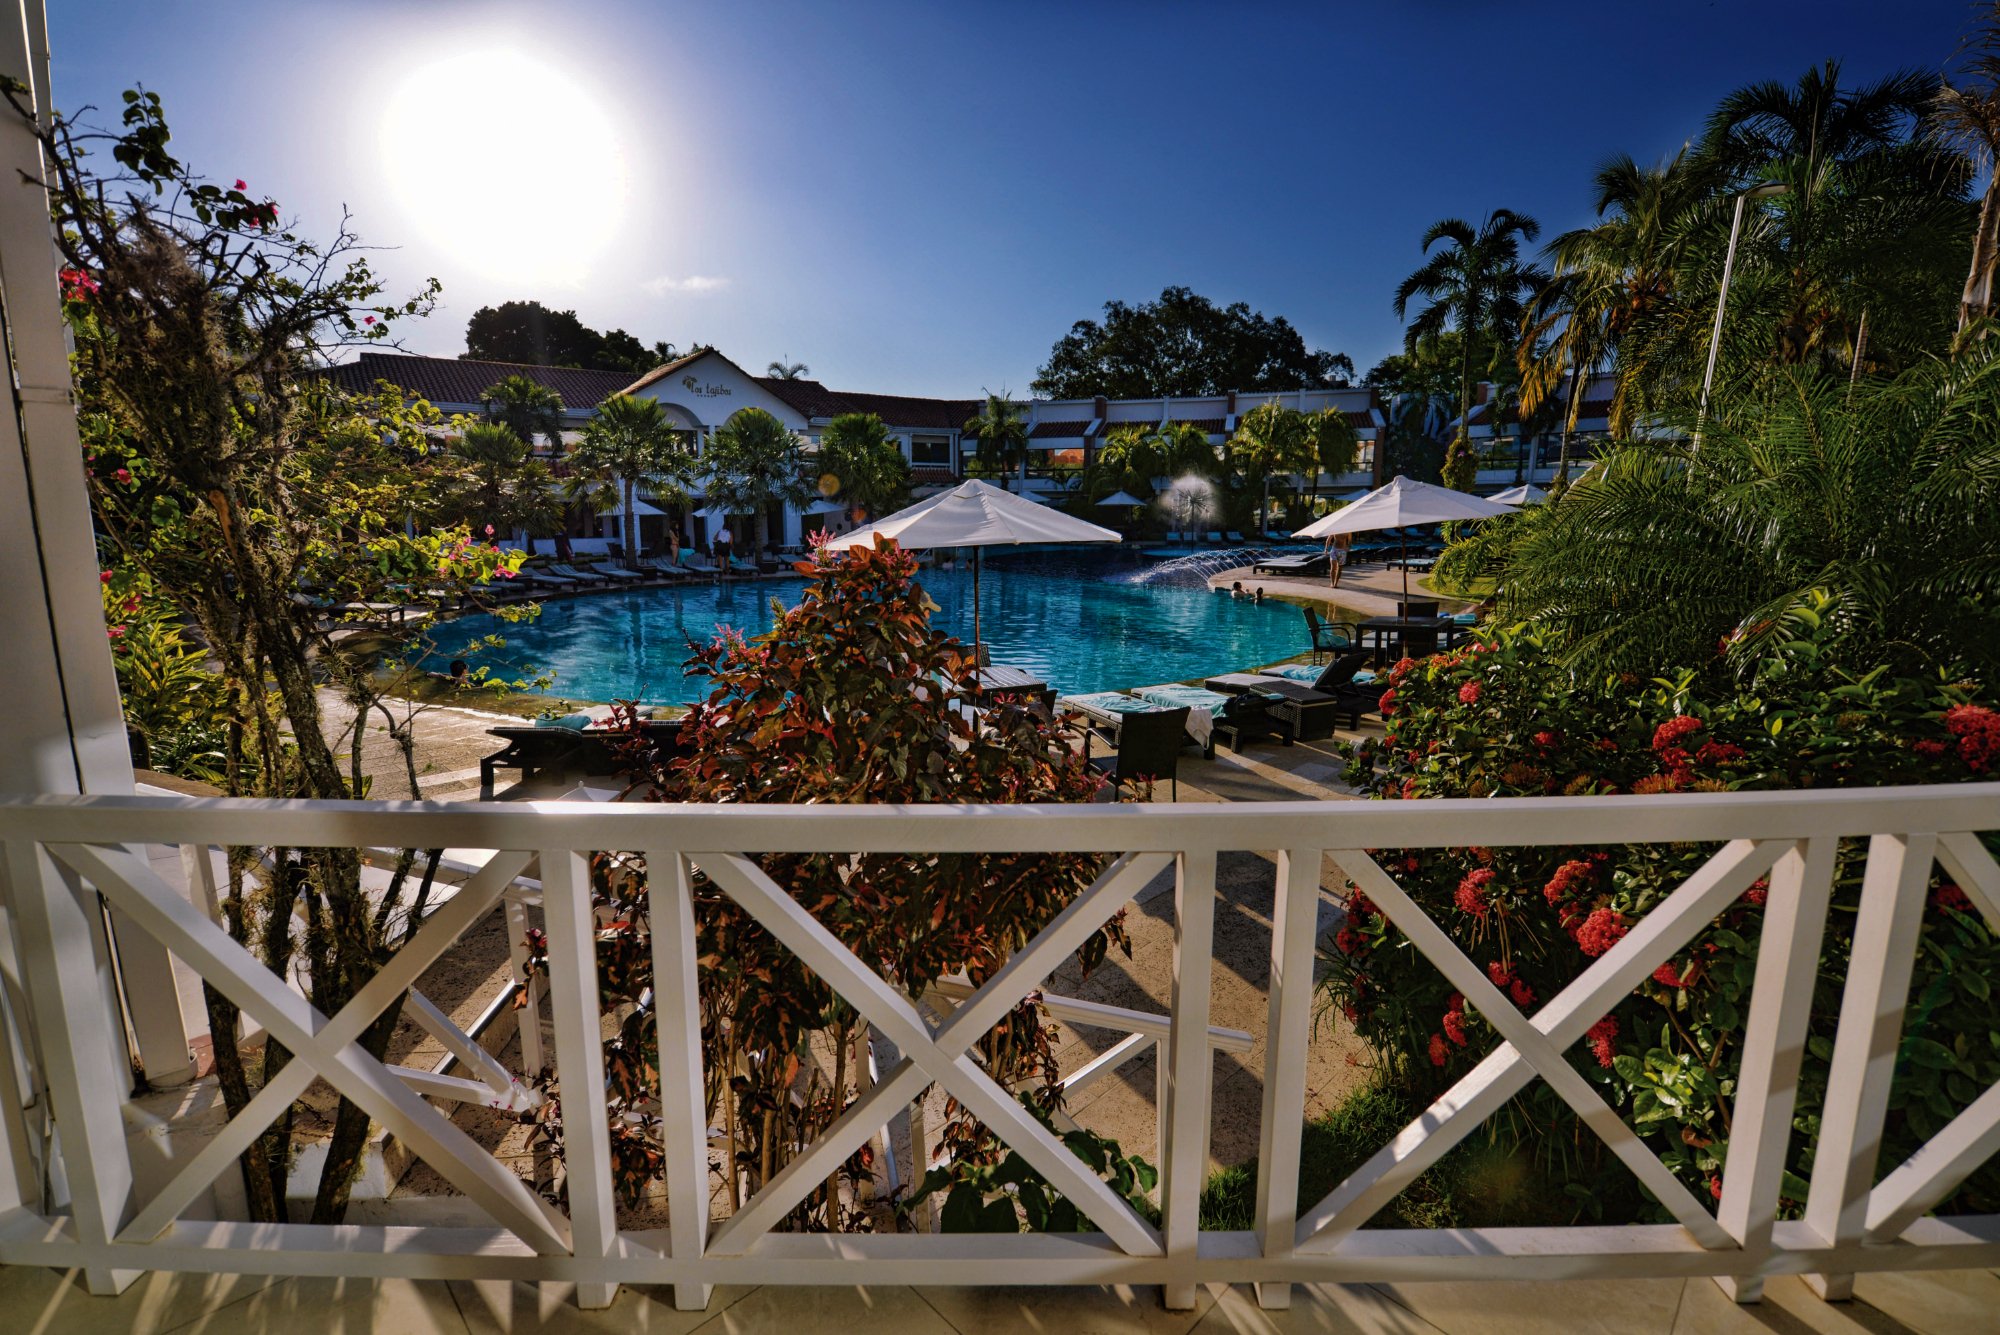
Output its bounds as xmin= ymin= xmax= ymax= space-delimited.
xmin=1229 ymin=581 xmax=1246 ymax=598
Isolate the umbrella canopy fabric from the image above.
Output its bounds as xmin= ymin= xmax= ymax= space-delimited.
xmin=1095 ymin=490 xmax=1148 ymax=507
xmin=1293 ymin=475 xmax=1517 ymax=539
xmin=1489 ymin=484 xmax=1548 ymax=505
xmin=819 ymin=479 xmax=1120 ymax=552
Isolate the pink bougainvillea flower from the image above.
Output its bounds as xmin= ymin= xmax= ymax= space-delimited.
xmin=496 ymin=568 xmax=516 ymax=579
xmin=114 ymin=467 xmax=132 ymax=484
xmin=107 ymin=625 xmax=125 ymax=639
xmin=484 ymin=524 xmax=496 ymax=535
xmin=235 ymin=178 xmax=247 ymax=190
xmin=363 ymin=315 xmax=376 ymax=325
xmin=99 ymin=570 xmax=113 ymax=584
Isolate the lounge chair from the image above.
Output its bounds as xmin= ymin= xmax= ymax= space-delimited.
xmin=636 ymin=556 xmax=692 ymax=581
xmin=548 ymin=562 xmax=609 ymax=586
xmin=592 ymin=562 xmax=647 ymax=583
xmin=523 ymin=566 xmax=581 ymax=590
xmin=1226 ymin=531 xmax=1246 ymax=543
xmin=1201 ymin=674 xmax=1342 ymax=741
xmin=1204 ymin=530 xmax=1225 ymax=544
xmin=679 ymin=551 xmax=720 ymax=575
xmin=1260 ymin=650 xmax=1381 ymax=728
xmin=1208 ymin=689 xmax=1296 ymax=749
xmin=1083 ymin=705 xmax=1191 ymax=799
xmin=478 ymin=722 xmax=610 ymax=798
xmin=1254 ymin=553 xmax=1328 ymax=577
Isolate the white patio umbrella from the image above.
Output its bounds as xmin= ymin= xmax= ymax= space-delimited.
xmin=1293 ymin=474 xmax=1518 ymax=608
xmin=819 ymin=479 xmax=1120 ymax=674
xmin=1095 ymin=490 xmax=1147 ymax=507
xmin=1489 ymin=483 xmax=1548 ymax=505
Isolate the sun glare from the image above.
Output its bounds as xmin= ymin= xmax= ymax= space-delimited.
xmin=379 ymin=49 xmax=628 ymax=286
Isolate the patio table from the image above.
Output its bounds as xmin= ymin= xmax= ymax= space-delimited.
xmin=1355 ymin=614 xmax=1469 ymax=662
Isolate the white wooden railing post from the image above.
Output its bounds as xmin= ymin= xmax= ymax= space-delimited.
xmin=1254 ymin=847 xmax=1322 ymax=1309
xmin=648 ymin=849 xmax=712 ymax=1310
xmin=0 ymin=840 xmax=136 ymax=1293
xmin=540 ymin=850 xmax=619 ymax=1309
xmin=1715 ymin=838 xmax=1837 ymax=1303
xmin=1161 ymin=848 xmax=1217 ymax=1311
xmin=1802 ymin=832 xmax=1935 ymax=1299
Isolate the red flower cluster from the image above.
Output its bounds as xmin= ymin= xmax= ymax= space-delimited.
xmin=1743 ymin=877 xmax=1769 ymax=907
xmin=1913 ymin=738 xmax=1949 ymax=760
xmin=1652 ymin=715 xmax=1703 ymax=752
xmin=1586 ymin=1016 xmax=1619 ymax=1067
xmin=1944 ymin=703 xmax=1999 ymax=773
xmin=1575 ymin=907 xmax=1627 ymax=957
xmin=1487 ymin=959 xmax=1536 ymax=1007
xmin=58 ymin=266 xmax=99 ymax=300
xmin=1544 ymin=858 xmax=1594 ymax=905
xmin=1532 ymin=729 xmax=1561 ymax=751
xmin=1652 ymin=960 xmax=1689 ymax=988
xmin=1442 ymin=993 xmax=1469 ymax=1047
xmin=1428 ymin=1033 xmax=1448 ymax=1067
xmin=1458 ymin=680 xmax=1483 ymax=706
xmin=1933 ymin=882 xmax=1972 ymax=913
xmin=1695 ymin=740 xmax=1744 ymax=766
xmin=1378 ymin=687 xmax=1398 ymax=717
xmin=1455 ymin=867 xmax=1496 ymax=918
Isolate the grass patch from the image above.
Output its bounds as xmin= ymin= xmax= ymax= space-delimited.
xmin=1199 ymin=1077 xmax=1647 ymax=1230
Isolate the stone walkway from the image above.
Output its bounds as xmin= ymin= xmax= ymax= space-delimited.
xmin=7 ymin=1261 xmax=1995 ymax=1333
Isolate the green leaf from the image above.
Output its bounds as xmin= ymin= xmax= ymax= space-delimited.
xmin=1903 ymin=1036 xmax=1959 ymax=1070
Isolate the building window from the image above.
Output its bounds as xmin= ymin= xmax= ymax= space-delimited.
xmin=911 ymin=435 xmax=953 ymax=466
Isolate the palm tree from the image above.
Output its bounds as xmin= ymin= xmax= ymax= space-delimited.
xmin=963 ymin=391 xmax=1029 ymax=487
xmin=1931 ymin=5 xmax=2000 ymax=336
xmin=766 ymin=357 xmax=810 ymax=380
xmin=1394 ymin=210 xmax=1546 ymax=490
xmin=1455 ymin=351 xmax=2000 ymax=676
xmin=1228 ymin=403 xmax=1318 ymax=531
xmin=482 ymin=374 xmax=566 ymax=454
xmin=1302 ymin=406 xmax=1359 ymax=505
xmin=705 ymin=407 xmax=812 ymax=551
xmin=816 ymin=412 xmax=911 ymax=520
xmin=1520 ymin=150 xmax=1717 ymax=465
xmin=447 ymin=422 xmax=556 ymax=552
xmin=1682 ymin=62 xmax=1964 ymax=378
xmin=566 ymin=395 xmax=692 ymax=564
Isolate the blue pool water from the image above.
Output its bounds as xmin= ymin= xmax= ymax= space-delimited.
xmin=434 ymin=548 xmax=1309 ymax=707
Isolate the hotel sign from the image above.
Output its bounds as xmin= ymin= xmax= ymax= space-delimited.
xmin=682 ymin=376 xmax=733 ymax=398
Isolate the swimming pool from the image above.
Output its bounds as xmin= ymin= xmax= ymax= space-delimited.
xmin=434 ymin=548 xmax=1308 ymax=707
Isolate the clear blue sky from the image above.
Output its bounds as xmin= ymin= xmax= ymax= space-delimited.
xmin=50 ymin=1 xmax=1977 ymax=396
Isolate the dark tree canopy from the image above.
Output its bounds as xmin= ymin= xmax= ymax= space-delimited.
xmin=462 ymin=298 xmax=680 ymax=374
xmin=1032 ymin=286 xmax=1354 ymax=398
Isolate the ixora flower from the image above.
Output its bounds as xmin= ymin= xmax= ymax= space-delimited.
xmin=1457 ymin=679 xmax=1483 ymax=705
xmin=1575 ymin=907 xmax=1628 ymax=957
xmin=1455 ymin=867 xmax=1496 ymax=918
xmin=1943 ymin=703 xmax=1999 ymax=773
xmin=1586 ymin=1015 xmax=1619 ymax=1067
xmin=1428 ymin=1033 xmax=1449 ymax=1067
xmin=1652 ymin=714 xmax=1703 ymax=752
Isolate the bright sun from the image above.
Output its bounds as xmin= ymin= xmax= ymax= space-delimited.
xmin=379 ymin=50 xmax=628 ymax=286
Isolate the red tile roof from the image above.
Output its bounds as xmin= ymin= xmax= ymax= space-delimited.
xmin=911 ymin=466 xmax=958 ymax=485
xmin=1030 ymin=420 xmax=1097 ymax=439
xmin=320 ymin=353 xmax=631 ymax=411
xmin=756 ymin=379 xmax=981 ymax=429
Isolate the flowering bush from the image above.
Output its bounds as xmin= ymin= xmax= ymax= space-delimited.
xmin=525 ymin=539 xmax=1142 ymax=1229
xmin=1328 ymin=617 xmax=2000 ymax=1216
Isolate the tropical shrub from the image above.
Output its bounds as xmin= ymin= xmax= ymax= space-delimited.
xmin=526 ymin=539 xmax=1142 ymax=1229
xmin=102 ymin=567 xmax=229 ymax=782
xmin=1328 ymin=617 xmax=2000 ymax=1216
xmin=1440 ymin=352 xmax=2000 ymax=679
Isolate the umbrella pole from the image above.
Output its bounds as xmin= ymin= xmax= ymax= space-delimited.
xmin=973 ymin=547 xmax=983 ymax=690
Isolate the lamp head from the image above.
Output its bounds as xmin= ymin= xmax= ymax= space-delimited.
xmin=1745 ymin=182 xmax=1790 ymax=200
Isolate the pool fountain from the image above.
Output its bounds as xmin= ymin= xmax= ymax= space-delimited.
xmin=1155 ymin=474 xmax=1219 ymax=541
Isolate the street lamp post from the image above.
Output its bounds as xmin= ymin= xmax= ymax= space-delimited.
xmin=1694 ymin=181 xmax=1789 ymax=448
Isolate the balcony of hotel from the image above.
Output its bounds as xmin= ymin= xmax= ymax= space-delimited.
xmin=2 ymin=7 xmax=1998 ymax=1335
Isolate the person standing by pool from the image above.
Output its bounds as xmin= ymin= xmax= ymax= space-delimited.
xmin=715 ymin=524 xmax=733 ymax=570
xmin=1326 ymin=533 xmax=1351 ymax=589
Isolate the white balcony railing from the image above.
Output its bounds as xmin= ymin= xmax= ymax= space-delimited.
xmin=0 ymin=785 xmax=1997 ymax=1313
